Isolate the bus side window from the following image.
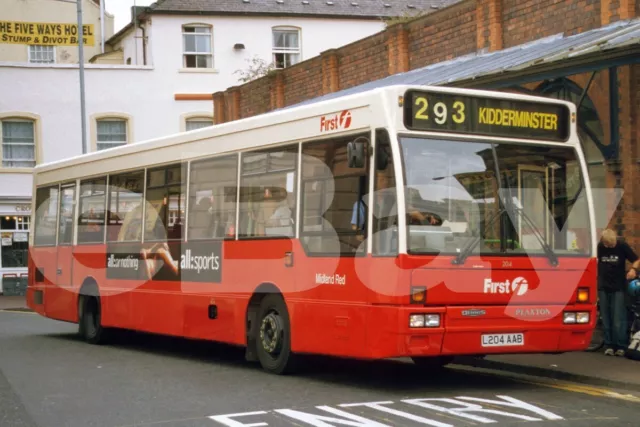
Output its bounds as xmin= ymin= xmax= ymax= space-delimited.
xmin=239 ymin=145 xmax=297 ymax=239
xmin=77 ymin=178 xmax=107 ymax=244
xmin=188 ymin=154 xmax=238 ymax=240
xmin=33 ymin=185 xmax=60 ymax=246
xmin=144 ymin=164 xmax=187 ymax=242
xmin=300 ymin=133 xmax=369 ymax=255
xmin=107 ymin=171 xmax=144 ymax=242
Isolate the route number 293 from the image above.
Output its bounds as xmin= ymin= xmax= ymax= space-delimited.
xmin=414 ymin=96 xmax=466 ymax=125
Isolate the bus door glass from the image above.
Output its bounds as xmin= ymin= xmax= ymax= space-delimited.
xmin=47 ymin=182 xmax=77 ymax=321
xmin=56 ymin=182 xmax=77 ymax=286
xmin=517 ymin=165 xmax=550 ymax=251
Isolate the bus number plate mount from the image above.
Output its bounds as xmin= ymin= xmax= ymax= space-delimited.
xmin=481 ymin=333 xmax=524 ymax=347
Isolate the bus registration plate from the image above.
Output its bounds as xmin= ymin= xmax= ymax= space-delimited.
xmin=481 ymin=333 xmax=524 ymax=347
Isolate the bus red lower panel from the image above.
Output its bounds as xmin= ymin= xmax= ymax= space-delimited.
xmin=300 ymin=304 xmax=596 ymax=359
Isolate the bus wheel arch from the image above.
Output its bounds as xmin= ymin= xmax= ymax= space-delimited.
xmin=245 ymin=283 xmax=296 ymax=374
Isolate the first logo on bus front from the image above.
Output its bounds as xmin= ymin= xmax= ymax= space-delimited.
xmin=320 ymin=109 xmax=352 ymax=132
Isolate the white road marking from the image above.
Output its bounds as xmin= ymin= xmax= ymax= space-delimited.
xmin=339 ymin=401 xmax=453 ymax=427
xmin=275 ymin=406 xmax=390 ymax=427
xmin=209 ymin=395 xmax=564 ymax=426
xmin=209 ymin=411 xmax=270 ymax=427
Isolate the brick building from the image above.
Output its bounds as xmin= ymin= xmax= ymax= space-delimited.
xmin=211 ymin=0 xmax=640 ymax=248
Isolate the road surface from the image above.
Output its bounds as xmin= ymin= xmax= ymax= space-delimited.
xmin=1 ymin=310 xmax=638 ymax=427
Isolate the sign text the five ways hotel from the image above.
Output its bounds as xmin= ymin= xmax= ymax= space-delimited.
xmin=0 ymin=21 xmax=95 ymax=46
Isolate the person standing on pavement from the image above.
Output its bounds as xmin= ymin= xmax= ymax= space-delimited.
xmin=597 ymin=229 xmax=640 ymax=356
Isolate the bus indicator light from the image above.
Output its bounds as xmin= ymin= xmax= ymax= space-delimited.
xmin=410 ymin=286 xmax=426 ymax=304
xmin=577 ymin=288 xmax=589 ymax=302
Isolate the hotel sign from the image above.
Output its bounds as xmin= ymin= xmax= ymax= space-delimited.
xmin=0 ymin=21 xmax=95 ymax=46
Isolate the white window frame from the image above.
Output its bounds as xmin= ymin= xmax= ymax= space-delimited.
xmin=96 ymin=118 xmax=128 ymax=151
xmin=28 ymin=45 xmax=56 ymax=64
xmin=182 ymin=24 xmax=213 ymax=69
xmin=0 ymin=118 xmax=36 ymax=168
xmin=272 ymin=27 xmax=301 ymax=69
xmin=185 ymin=117 xmax=214 ymax=131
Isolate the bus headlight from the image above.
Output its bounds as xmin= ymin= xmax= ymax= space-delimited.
xmin=409 ymin=314 xmax=441 ymax=328
xmin=576 ymin=312 xmax=590 ymax=324
xmin=409 ymin=314 xmax=425 ymax=328
xmin=563 ymin=312 xmax=576 ymax=324
xmin=425 ymin=314 xmax=441 ymax=327
xmin=563 ymin=312 xmax=589 ymax=324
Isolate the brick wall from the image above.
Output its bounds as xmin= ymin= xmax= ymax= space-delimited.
xmin=238 ymin=78 xmax=272 ymax=120
xmin=408 ymin=1 xmax=477 ymax=68
xmin=282 ymin=57 xmax=324 ymax=108
xmin=502 ymin=0 xmax=601 ymax=47
xmin=338 ymin=32 xmax=388 ymax=91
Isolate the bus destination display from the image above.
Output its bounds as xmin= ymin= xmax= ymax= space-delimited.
xmin=403 ymin=90 xmax=570 ymax=141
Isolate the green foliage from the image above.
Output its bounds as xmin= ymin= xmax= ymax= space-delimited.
xmin=382 ymin=10 xmax=428 ymax=27
xmin=234 ymin=55 xmax=277 ymax=83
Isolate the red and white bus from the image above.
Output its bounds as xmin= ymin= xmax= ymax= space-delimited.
xmin=27 ymin=85 xmax=597 ymax=374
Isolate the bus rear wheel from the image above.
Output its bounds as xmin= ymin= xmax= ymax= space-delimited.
xmin=79 ymin=296 xmax=109 ymax=345
xmin=255 ymin=294 xmax=296 ymax=375
xmin=411 ymin=356 xmax=453 ymax=370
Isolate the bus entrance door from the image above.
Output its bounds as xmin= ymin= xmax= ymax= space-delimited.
xmin=517 ymin=165 xmax=550 ymax=250
xmin=48 ymin=183 xmax=77 ymax=322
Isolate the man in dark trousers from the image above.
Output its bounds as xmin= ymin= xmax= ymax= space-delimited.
xmin=598 ymin=229 xmax=640 ymax=356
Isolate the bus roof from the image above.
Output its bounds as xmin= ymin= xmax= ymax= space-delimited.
xmin=33 ymin=84 xmax=576 ymax=184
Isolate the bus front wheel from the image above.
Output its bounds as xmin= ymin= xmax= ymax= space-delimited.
xmin=255 ymin=294 xmax=296 ymax=375
xmin=79 ymin=296 xmax=109 ymax=345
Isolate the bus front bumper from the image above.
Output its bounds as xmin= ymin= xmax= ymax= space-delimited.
xmin=367 ymin=305 xmax=596 ymax=359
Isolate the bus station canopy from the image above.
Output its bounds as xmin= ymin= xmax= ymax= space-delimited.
xmin=286 ymin=17 xmax=640 ymax=109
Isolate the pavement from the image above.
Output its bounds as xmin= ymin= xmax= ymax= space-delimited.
xmin=2 ymin=310 xmax=640 ymax=427
xmin=455 ymin=352 xmax=640 ymax=392
xmin=0 ymin=295 xmax=30 ymax=311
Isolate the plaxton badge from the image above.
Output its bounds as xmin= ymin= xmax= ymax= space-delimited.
xmin=515 ymin=308 xmax=551 ymax=317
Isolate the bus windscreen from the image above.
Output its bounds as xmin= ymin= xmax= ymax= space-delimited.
xmin=399 ymin=136 xmax=590 ymax=257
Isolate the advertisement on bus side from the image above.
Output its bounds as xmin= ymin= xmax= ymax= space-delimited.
xmin=105 ymin=240 xmax=222 ymax=283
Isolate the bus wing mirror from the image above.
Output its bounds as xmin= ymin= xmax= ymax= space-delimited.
xmin=347 ymin=137 xmax=368 ymax=168
xmin=376 ymin=145 xmax=389 ymax=171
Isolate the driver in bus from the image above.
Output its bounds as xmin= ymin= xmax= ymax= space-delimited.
xmin=351 ymin=173 xmax=442 ymax=240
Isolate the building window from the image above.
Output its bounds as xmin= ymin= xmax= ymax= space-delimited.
xmin=29 ymin=45 xmax=55 ymax=64
xmin=186 ymin=117 xmax=213 ymax=131
xmin=97 ymin=119 xmax=127 ymax=151
xmin=272 ymin=28 xmax=300 ymax=69
xmin=1 ymin=215 xmax=30 ymax=268
xmin=1 ymin=119 xmax=36 ymax=168
xmin=183 ymin=24 xmax=212 ymax=68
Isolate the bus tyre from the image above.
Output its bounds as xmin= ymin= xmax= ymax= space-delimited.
xmin=411 ymin=356 xmax=453 ymax=370
xmin=256 ymin=294 xmax=296 ymax=375
xmin=79 ymin=296 xmax=108 ymax=345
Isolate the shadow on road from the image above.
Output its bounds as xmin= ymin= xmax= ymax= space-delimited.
xmin=37 ymin=327 xmax=525 ymax=393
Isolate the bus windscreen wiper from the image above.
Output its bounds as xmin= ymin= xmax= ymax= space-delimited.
xmin=507 ymin=204 xmax=559 ymax=267
xmin=451 ymin=207 xmax=505 ymax=265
